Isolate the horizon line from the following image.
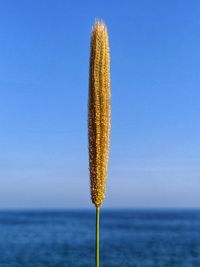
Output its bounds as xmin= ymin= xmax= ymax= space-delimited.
xmin=0 ymin=206 xmax=200 ymax=211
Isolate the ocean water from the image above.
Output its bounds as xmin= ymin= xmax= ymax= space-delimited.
xmin=0 ymin=209 xmax=200 ymax=267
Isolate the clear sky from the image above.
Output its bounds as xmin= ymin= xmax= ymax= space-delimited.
xmin=0 ymin=0 xmax=200 ymax=209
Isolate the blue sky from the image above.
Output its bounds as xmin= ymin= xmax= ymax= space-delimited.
xmin=0 ymin=0 xmax=200 ymax=208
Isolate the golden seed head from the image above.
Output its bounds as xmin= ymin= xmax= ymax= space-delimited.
xmin=88 ymin=20 xmax=111 ymax=208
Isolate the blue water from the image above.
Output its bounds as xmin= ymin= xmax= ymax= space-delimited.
xmin=0 ymin=209 xmax=200 ymax=267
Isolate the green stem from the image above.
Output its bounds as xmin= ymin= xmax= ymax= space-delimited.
xmin=96 ymin=207 xmax=100 ymax=267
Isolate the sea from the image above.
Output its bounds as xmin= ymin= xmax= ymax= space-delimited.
xmin=0 ymin=209 xmax=200 ymax=267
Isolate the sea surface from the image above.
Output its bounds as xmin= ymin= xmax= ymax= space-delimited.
xmin=0 ymin=209 xmax=200 ymax=267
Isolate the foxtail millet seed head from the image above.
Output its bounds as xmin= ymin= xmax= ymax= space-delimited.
xmin=88 ymin=21 xmax=111 ymax=208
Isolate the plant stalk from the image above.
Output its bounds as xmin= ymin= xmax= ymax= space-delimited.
xmin=96 ymin=207 xmax=100 ymax=267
